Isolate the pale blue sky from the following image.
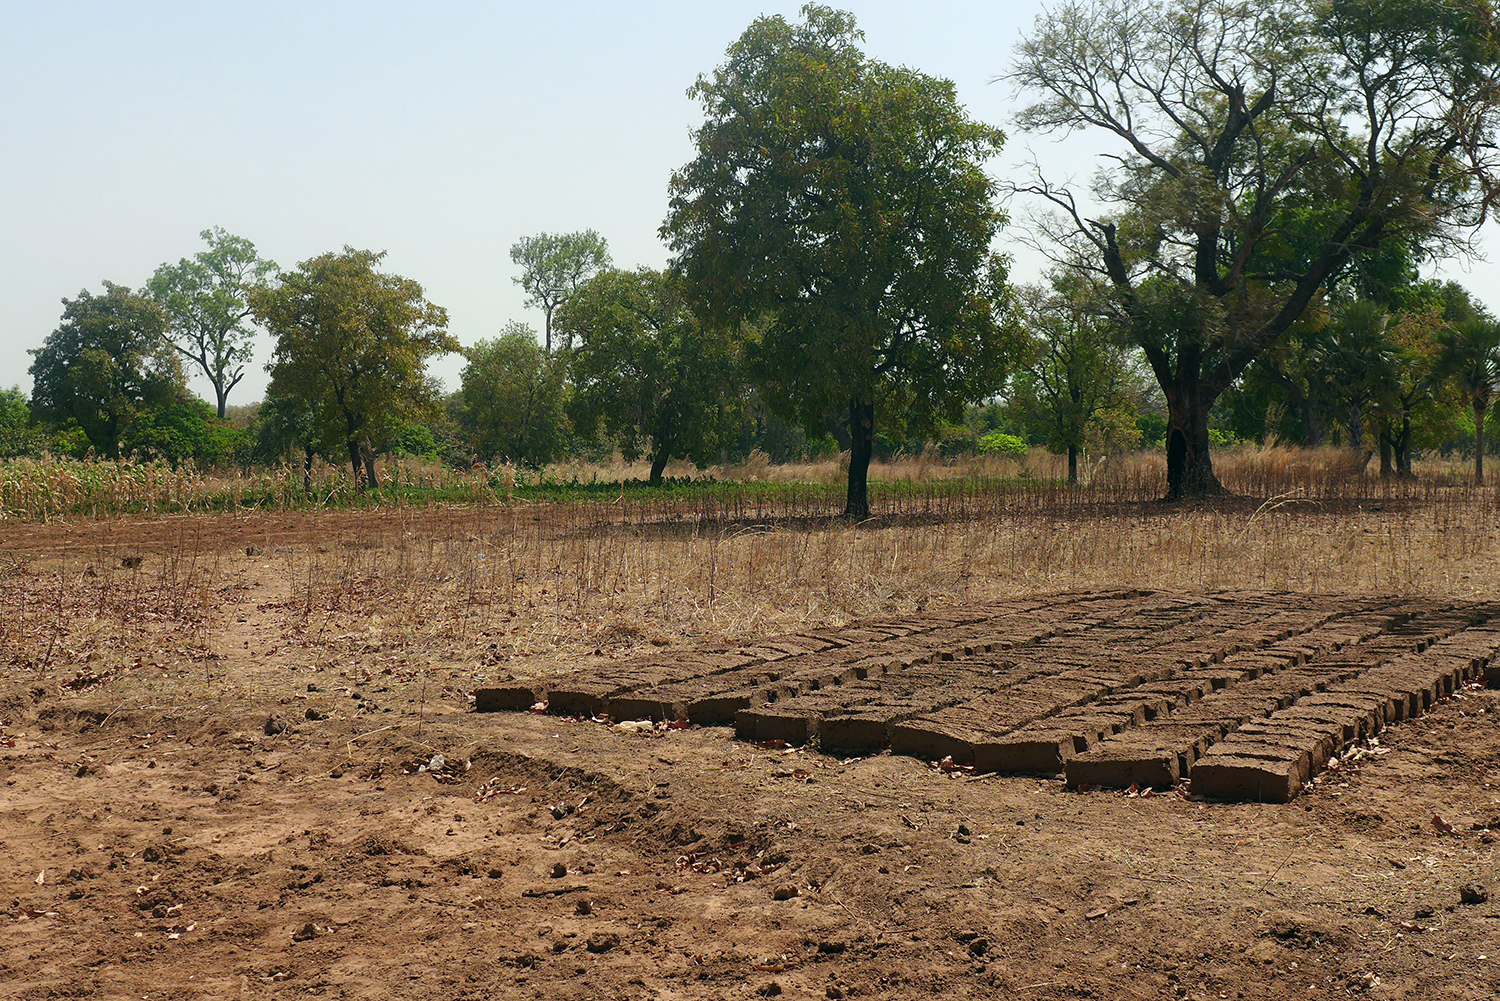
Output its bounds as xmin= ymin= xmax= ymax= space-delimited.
xmin=3 ymin=1 xmax=1497 ymax=406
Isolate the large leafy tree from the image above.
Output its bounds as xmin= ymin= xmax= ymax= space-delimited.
xmin=663 ymin=4 xmax=1015 ymax=518
xmin=459 ymin=321 xmax=569 ymax=468
xmin=147 ymin=227 xmax=277 ymax=417
xmin=509 ymin=231 xmax=612 ymax=353
xmin=1010 ymin=0 xmax=1500 ymax=497
xmin=251 ymin=248 xmax=457 ymax=489
xmin=28 ymin=283 xmax=185 ymax=457
xmin=558 ymin=267 xmax=744 ymax=484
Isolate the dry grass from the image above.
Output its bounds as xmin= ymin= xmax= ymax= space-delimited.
xmin=5 ymin=448 xmax=1499 ymax=710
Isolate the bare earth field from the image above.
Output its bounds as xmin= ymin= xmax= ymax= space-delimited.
xmin=2 ymin=503 xmax=1499 ymax=1000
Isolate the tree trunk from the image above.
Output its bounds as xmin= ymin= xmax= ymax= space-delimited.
xmin=1476 ymin=398 xmax=1487 ymax=486
xmin=215 ymin=385 xmax=228 ymax=420
xmin=1067 ymin=444 xmax=1078 ymax=485
xmin=1378 ymin=427 xmax=1393 ymax=479
xmin=1164 ymin=387 xmax=1222 ymax=499
xmin=844 ymin=396 xmax=874 ymax=519
xmin=302 ymin=446 xmax=314 ymax=494
xmin=361 ymin=440 xmax=380 ymax=490
xmin=648 ymin=449 xmax=668 ymax=486
xmin=347 ymin=439 xmax=362 ymax=488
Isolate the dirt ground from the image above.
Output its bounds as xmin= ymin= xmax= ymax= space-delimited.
xmin=2 ymin=509 xmax=1498 ymax=1000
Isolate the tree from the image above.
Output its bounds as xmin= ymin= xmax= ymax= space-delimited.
xmin=0 ymin=386 xmax=40 ymax=458
xmin=558 ymin=267 xmax=744 ymax=484
xmin=28 ymin=283 xmax=184 ymax=457
xmin=1010 ymin=0 xmax=1500 ymax=497
xmin=459 ymin=321 xmax=569 ymax=468
xmin=510 ymin=231 xmax=611 ymax=352
xmin=1010 ymin=282 xmax=1142 ymax=484
xmin=251 ymin=248 xmax=458 ymax=489
xmin=1313 ymin=300 xmax=1395 ymax=452
xmin=1373 ymin=304 xmax=1449 ymax=477
xmin=253 ymin=388 xmax=329 ymax=493
xmin=1437 ymin=315 xmax=1500 ymax=483
xmin=663 ymin=5 xmax=1015 ymax=517
xmin=147 ymin=227 xmax=277 ymax=417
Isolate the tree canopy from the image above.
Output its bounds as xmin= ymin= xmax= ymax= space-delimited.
xmin=459 ymin=321 xmax=569 ymax=469
xmin=251 ymin=248 xmax=457 ymax=489
xmin=1010 ymin=0 xmax=1500 ymax=496
xmin=559 ymin=267 xmax=744 ymax=484
xmin=28 ymin=282 xmax=184 ymax=458
xmin=510 ymin=231 xmax=612 ymax=352
xmin=663 ymin=4 xmax=1015 ymax=517
xmin=147 ymin=227 xmax=277 ymax=418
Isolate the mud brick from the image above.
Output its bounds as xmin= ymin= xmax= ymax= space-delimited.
xmin=888 ymin=714 xmax=993 ymax=764
xmin=1065 ymin=734 xmax=1192 ymax=790
xmin=1296 ymin=693 xmax=1388 ymax=734
xmin=734 ymin=706 xmax=822 ymax=744
xmin=607 ymin=694 xmax=687 ymax=722
xmin=1231 ymin=721 xmax=1341 ymax=769
xmin=547 ymin=683 xmax=620 ymax=717
xmin=1273 ymin=703 xmax=1373 ymax=746
xmin=1190 ymin=746 xmax=1313 ymax=803
xmin=973 ymin=726 xmax=1099 ymax=774
xmin=820 ymin=704 xmax=930 ymax=754
xmin=474 ymin=686 xmax=540 ymax=712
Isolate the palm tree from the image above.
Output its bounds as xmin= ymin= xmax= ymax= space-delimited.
xmin=1438 ymin=318 xmax=1500 ymax=484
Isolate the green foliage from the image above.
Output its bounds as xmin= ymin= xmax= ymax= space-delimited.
xmin=147 ymin=227 xmax=277 ymax=417
xmin=510 ymin=231 xmax=611 ymax=352
xmin=459 ymin=322 xmax=569 ymax=468
xmin=0 ymin=386 xmax=44 ymax=459
xmin=663 ymin=4 xmax=1016 ymax=515
xmin=559 ymin=268 xmax=744 ymax=483
xmin=252 ymin=248 xmax=458 ymax=488
xmin=28 ymin=282 xmax=185 ymax=458
xmin=121 ymin=398 xmax=247 ymax=468
xmin=978 ymin=431 xmax=1028 ymax=457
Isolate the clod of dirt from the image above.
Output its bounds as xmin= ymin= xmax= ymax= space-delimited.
xmin=772 ymin=883 xmax=799 ymax=901
xmin=827 ymin=988 xmax=845 ymax=1000
xmin=585 ymin=931 xmax=619 ymax=953
xmin=1458 ymin=882 xmax=1490 ymax=905
xmin=550 ymin=863 xmax=568 ymax=879
xmin=120 ymin=555 xmax=143 ymax=568
xmin=304 ymin=708 xmax=327 ymax=721
xmin=1085 ymin=908 xmax=1108 ymax=921
xmin=245 ymin=545 xmax=264 ymax=556
xmin=859 ymin=844 xmax=879 ymax=855
xmin=817 ymin=940 xmax=845 ymax=954
xmin=1414 ymin=904 xmax=1436 ymax=919
xmin=956 ymin=822 xmax=972 ymax=836
xmin=488 ymin=868 xmax=505 ymax=880
xmin=575 ymin=899 xmax=592 ymax=915
xmin=968 ymin=938 xmax=989 ymax=957
xmin=264 ymin=716 xmax=287 ymax=736
xmin=758 ymin=982 xmax=783 ymax=997
xmin=292 ymin=922 xmax=316 ymax=942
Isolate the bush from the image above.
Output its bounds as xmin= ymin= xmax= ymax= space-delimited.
xmin=977 ymin=431 xmax=1028 ymax=458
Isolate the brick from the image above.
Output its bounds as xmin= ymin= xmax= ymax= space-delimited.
xmin=1191 ymin=748 xmax=1312 ymax=803
xmin=474 ymin=686 xmax=539 ymax=712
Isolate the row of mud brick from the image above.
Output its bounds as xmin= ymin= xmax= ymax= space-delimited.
xmin=474 ymin=591 xmax=1500 ymax=801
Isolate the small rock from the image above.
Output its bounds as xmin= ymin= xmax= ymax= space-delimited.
xmin=307 ymin=683 xmax=323 ymax=692
xmin=575 ymin=899 xmax=592 ymax=915
xmin=1414 ymin=904 xmax=1436 ymax=918
xmin=329 ymin=768 xmax=343 ymax=779
xmin=1459 ymin=882 xmax=1490 ymax=905
xmin=956 ymin=822 xmax=972 ymax=837
xmin=585 ymin=931 xmax=619 ymax=953
xmin=954 ymin=930 xmax=979 ymax=943
xmin=304 ymin=707 xmax=327 ymax=721
xmin=550 ymin=804 xmax=567 ymax=820
xmin=772 ymin=883 xmax=799 ymax=901
xmin=968 ymin=938 xmax=989 ymax=957
xmin=827 ymin=988 xmax=845 ymax=1000
xmin=151 ymin=905 xmax=168 ymax=919
xmin=488 ymin=868 xmax=505 ymax=880
xmin=550 ymin=863 xmax=568 ymax=879
xmin=245 ymin=545 xmax=264 ymax=556
xmin=264 ymin=716 xmax=287 ymax=736
xmin=1085 ymin=907 xmax=1109 ymax=921
xmin=859 ymin=844 xmax=879 ymax=855
xmin=292 ymin=922 xmax=315 ymax=942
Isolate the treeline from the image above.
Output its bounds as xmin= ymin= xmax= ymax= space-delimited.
xmin=9 ymin=2 xmax=1500 ymax=508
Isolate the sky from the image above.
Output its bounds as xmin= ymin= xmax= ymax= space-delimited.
xmin=4 ymin=1 xmax=1499 ymax=407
